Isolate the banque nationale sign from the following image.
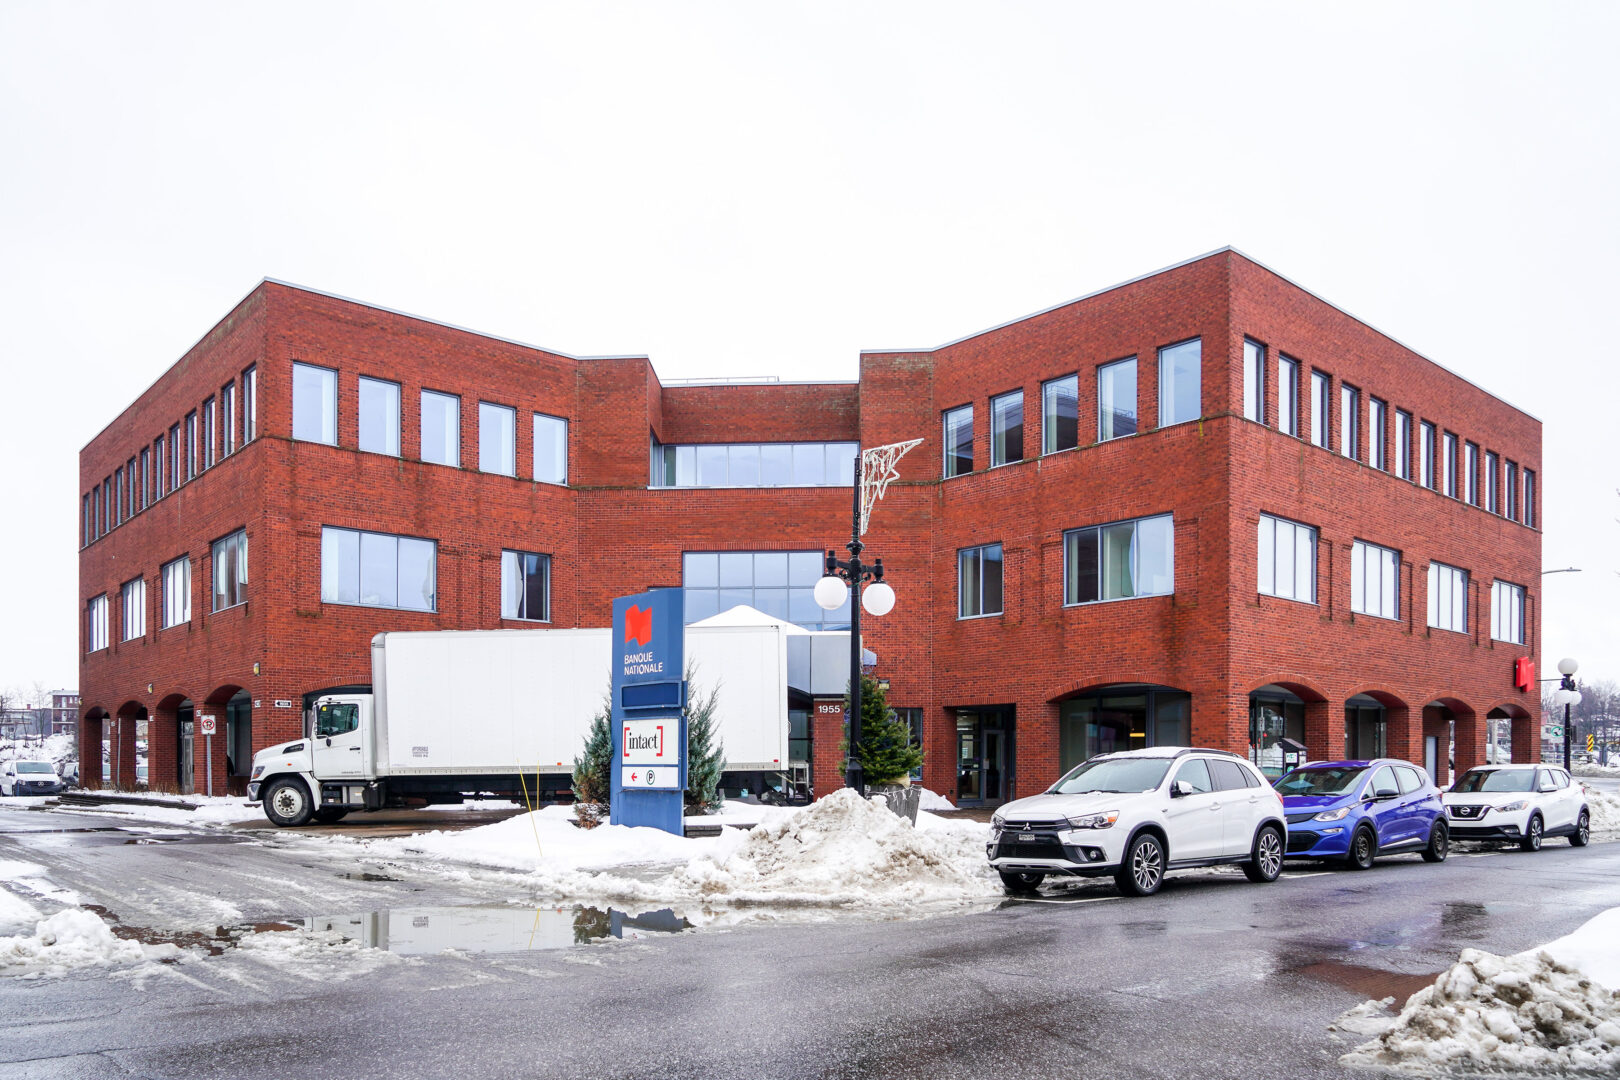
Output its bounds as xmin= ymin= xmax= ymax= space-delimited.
xmin=609 ymin=589 xmax=688 ymax=831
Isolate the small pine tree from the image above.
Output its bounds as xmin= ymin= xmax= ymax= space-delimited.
xmin=844 ymin=673 xmax=924 ymax=786
xmin=684 ymin=662 xmax=727 ymax=814
xmin=571 ymin=694 xmax=613 ymax=828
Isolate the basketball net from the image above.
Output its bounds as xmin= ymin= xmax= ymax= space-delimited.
xmin=858 ymin=439 xmax=923 ymax=536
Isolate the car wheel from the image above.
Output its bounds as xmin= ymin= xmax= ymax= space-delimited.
xmin=312 ymin=808 xmax=349 ymax=824
xmin=1243 ymin=825 xmax=1284 ymax=883
xmin=1115 ymin=833 xmax=1165 ymax=897
xmin=263 ymin=778 xmax=314 ymax=827
xmin=1345 ymin=826 xmax=1376 ymax=870
xmin=997 ymin=870 xmax=1045 ymax=895
xmin=1519 ymin=814 xmax=1543 ymax=852
xmin=1421 ymin=821 xmax=1449 ymax=863
xmin=1570 ymin=810 xmax=1590 ymax=848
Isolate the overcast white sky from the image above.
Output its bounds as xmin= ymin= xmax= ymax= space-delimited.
xmin=1 ymin=2 xmax=1614 ymax=698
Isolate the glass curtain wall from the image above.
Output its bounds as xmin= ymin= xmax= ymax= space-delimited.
xmin=1057 ymin=686 xmax=1191 ymax=773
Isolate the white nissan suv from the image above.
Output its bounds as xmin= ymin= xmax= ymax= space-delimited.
xmin=1442 ymin=764 xmax=1591 ymax=851
xmin=986 ymin=747 xmax=1288 ymax=897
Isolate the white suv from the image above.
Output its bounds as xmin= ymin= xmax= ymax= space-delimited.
xmin=1443 ymin=764 xmax=1590 ymax=850
xmin=986 ymin=747 xmax=1288 ymax=897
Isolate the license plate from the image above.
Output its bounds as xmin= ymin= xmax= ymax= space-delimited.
xmin=1016 ymin=834 xmax=1038 ymax=841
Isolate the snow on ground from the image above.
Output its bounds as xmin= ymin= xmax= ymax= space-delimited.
xmin=0 ymin=733 xmax=76 ymax=774
xmin=0 ymin=858 xmax=82 ymax=907
xmin=1339 ymin=907 xmax=1620 ymax=1074
xmin=230 ymin=924 xmax=414 ymax=979
xmin=0 ymin=909 xmax=180 ymax=980
xmin=917 ymin=788 xmax=955 ymax=811
xmin=1585 ymin=787 xmax=1620 ymax=837
xmin=45 ymin=793 xmax=262 ymax=828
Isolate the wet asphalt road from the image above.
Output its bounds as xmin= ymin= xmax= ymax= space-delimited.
xmin=0 ymin=801 xmax=1616 ymax=1080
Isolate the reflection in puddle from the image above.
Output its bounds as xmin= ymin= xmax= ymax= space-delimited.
xmin=299 ymin=905 xmax=693 ymax=956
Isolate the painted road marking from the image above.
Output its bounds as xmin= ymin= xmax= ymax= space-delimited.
xmin=1015 ymin=894 xmax=1122 ymax=905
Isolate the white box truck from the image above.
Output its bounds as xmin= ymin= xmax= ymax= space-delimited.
xmin=247 ymin=622 xmax=793 ymax=827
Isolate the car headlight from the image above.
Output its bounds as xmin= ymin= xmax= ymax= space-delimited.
xmin=1496 ymin=800 xmax=1526 ymax=813
xmin=1067 ymin=811 xmax=1119 ymax=830
xmin=251 ymin=765 xmax=264 ymax=779
xmin=1313 ymin=806 xmax=1352 ymax=822
xmin=991 ymin=810 xmax=1006 ymax=828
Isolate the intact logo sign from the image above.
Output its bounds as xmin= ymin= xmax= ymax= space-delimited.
xmin=621 ymin=719 xmax=668 ymax=765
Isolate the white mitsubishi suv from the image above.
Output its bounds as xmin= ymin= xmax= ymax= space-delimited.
xmin=1442 ymin=764 xmax=1591 ymax=851
xmin=986 ymin=746 xmax=1288 ymax=897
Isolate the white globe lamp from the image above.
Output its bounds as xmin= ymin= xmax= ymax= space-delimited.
xmin=1557 ymin=657 xmax=1579 ymax=677
xmin=862 ymin=580 xmax=895 ymax=616
xmin=813 ymin=574 xmax=849 ymax=612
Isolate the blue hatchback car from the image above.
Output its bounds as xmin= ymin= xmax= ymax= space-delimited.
xmin=1273 ymin=759 xmax=1449 ymax=869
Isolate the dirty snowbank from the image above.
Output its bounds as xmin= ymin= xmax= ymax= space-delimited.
xmin=1585 ymin=787 xmax=1620 ymax=838
xmin=1340 ymin=907 xmax=1620 ymax=1074
xmin=0 ymin=908 xmax=180 ymax=979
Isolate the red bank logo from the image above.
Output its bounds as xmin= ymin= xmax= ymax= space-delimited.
xmin=624 ymin=605 xmax=653 ymax=647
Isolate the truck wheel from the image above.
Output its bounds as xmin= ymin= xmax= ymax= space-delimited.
xmin=1570 ymin=810 xmax=1590 ymax=847
xmin=1243 ymin=825 xmax=1284 ymax=882
xmin=1344 ymin=826 xmax=1376 ymax=870
xmin=1114 ymin=833 xmax=1165 ymax=897
xmin=1421 ymin=821 xmax=1449 ymax=862
xmin=313 ymin=808 xmax=349 ymax=824
xmin=263 ymin=778 xmax=314 ymax=827
xmin=997 ymin=870 xmax=1045 ymax=895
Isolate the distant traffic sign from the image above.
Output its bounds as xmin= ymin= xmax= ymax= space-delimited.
xmin=199 ymin=714 xmax=217 ymax=736
xmin=1542 ymin=725 xmax=1563 ymax=739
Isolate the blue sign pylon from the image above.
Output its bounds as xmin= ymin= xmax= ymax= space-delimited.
xmin=609 ymin=588 xmax=688 ymax=834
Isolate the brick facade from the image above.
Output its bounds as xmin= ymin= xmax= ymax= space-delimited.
xmin=79 ymin=251 xmax=1542 ymax=803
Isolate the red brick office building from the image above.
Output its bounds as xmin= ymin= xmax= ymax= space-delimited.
xmin=78 ymin=249 xmax=1543 ymax=804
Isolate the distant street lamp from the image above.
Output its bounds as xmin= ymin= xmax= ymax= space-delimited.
xmin=1553 ymin=657 xmax=1581 ymax=772
xmin=1541 ymin=567 xmax=1582 ymax=576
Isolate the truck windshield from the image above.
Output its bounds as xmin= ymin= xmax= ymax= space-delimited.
xmin=316 ymin=703 xmax=359 ymax=738
xmin=1049 ymin=757 xmax=1171 ymax=795
xmin=1274 ymin=766 xmax=1367 ymax=796
xmin=1452 ymin=769 xmax=1534 ymax=793
xmin=16 ymin=762 xmax=53 ymax=774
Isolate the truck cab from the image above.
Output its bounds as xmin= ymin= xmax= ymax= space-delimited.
xmin=248 ymin=685 xmax=375 ymax=826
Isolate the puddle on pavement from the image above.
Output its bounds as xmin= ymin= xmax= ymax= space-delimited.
xmin=337 ymin=872 xmax=401 ymax=882
xmin=122 ymin=834 xmax=250 ymax=846
xmin=1293 ymin=960 xmax=1439 ymax=1002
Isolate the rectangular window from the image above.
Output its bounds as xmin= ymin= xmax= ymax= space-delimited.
xmin=680 ymin=550 xmax=840 ymax=628
xmin=1465 ymin=442 xmax=1480 ymax=505
xmin=154 ymin=435 xmax=165 ymax=498
xmin=1442 ymin=432 xmax=1457 ymax=497
xmin=1042 ymin=374 xmax=1078 ymax=454
xmin=113 ymin=468 xmax=123 ymax=526
xmin=1491 ymin=581 xmax=1525 ymax=644
xmin=121 ymin=577 xmax=145 ymax=641
xmin=650 ymin=440 xmax=854 ymax=488
xmin=86 ymin=595 xmax=108 ymax=653
xmin=1243 ymin=339 xmax=1265 ymax=423
xmin=320 ymin=526 xmax=437 ymax=612
xmin=185 ymin=411 xmax=198 ymax=480
xmin=1257 ymin=514 xmax=1317 ymax=603
xmin=1524 ymin=469 xmax=1536 ymax=528
xmin=1098 ymin=357 xmax=1138 ymax=441
xmin=534 ymin=414 xmax=567 ymax=484
xmin=1157 ymin=339 xmax=1201 ymax=428
xmin=1310 ymin=371 xmax=1330 ymax=448
xmin=212 ymin=529 xmax=249 ymax=612
xmin=1485 ymin=451 xmax=1499 ymax=512
xmin=1419 ymin=421 xmax=1436 ymax=488
xmin=1396 ymin=410 xmax=1412 ymax=480
xmin=92 ymin=483 xmax=100 ymax=538
xmin=161 ymin=556 xmax=191 ymax=629
xmin=420 ymin=391 xmax=460 ymax=467
xmin=1504 ymin=460 xmax=1519 ymax=521
xmin=1064 ymin=514 xmax=1174 ymax=605
xmin=203 ymin=396 xmax=216 ymax=469
xmin=500 ymin=550 xmax=551 ymax=621
xmin=1350 ymin=540 xmax=1400 ymax=620
xmin=139 ymin=448 xmax=149 ymax=509
xmin=291 ymin=362 xmax=337 ymax=445
xmin=1340 ymin=384 xmax=1360 ymax=460
xmin=1427 ymin=562 xmax=1468 ymax=634
xmin=358 ymin=377 xmax=401 ymax=456
xmin=479 ymin=402 xmax=517 ymax=476
xmin=127 ymin=457 xmax=137 ymax=518
xmin=1277 ymin=356 xmax=1299 ymax=437
xmin=1368 ymin=398 xmax=1386 ymax=471
xmin=82 ymin=494 xmax=91 ymax=547
xmin=100 ymin=479 xmax=109 ymax=535
xmin=170 ymin=423 xmax=182 ymax=487
xmin=989 ymin=390 xmax=1023 ymax=467
xmin=222 ymin=382 xmax=236 ymax=456
xmin=943 ymin=404 xmax=973 ymax=478
xmin=958 ymin=543 xmax=1004 ymax=618
xmin=243 ymin=366 xmax=257 ymax=442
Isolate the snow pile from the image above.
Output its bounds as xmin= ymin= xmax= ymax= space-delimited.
xmin=917 ymin=788 xmax=955 ymax=811
xmin=0 ymin=909 xmax=179 ymax=979
xmin=668 ymin=788 xmax=998 ymax=906
xmin=1585 ymin=787 xmax=1620 ymax=838
xmin=0 ymin=733 xmax=77 ymax=776
xmin=1342 ymin=910 xmax=1620 ymax=1074
xmin=234 ymin=925 xmax=411 ymax=977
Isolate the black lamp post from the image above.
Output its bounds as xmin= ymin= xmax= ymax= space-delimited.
xmin=1555 ymin=657 xmax=1580 ymax=772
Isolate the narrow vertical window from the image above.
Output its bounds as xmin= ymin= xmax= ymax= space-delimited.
xmin=161 ymin=556 xmax=192 ymax=628
xmin=1340 ymin=384 xmax=1360 ymax=460
xmin=1524 ymin=469 xmax=1536 ymax=528
xmin=1097 ymin=357 xmax=1138 ymax=441
xmin=154 ymin=436 xmax=165 ymax=497
xmin=1427 ymin=562 xmax=1468 ymax=633
xmin=479 ymin=402 xmax=518 ymax=476
xmin=1491 ymin=581 xmax=1525 ymax=644
xmin=121 ymin=578 xmax=146 ymax=640
xmin=212 ymin=529 xmax=249 ymax=611
xmin=170 ymin=423 xmax=182 ymax=486
xmin=1157 ymin=339 xmax=1201 ymax=427
xmin=957 ymin=543 xmax=1004 ymax=617
xmin=1368 ymin=398 xmax=1387 ymax=471
xmin=501 ymin=550 xmax=552 ymax=621
xmin=1309 ymin=371 xmax=1331 ymax=448
xmin=1243 ymin=340 xmax=1265 ymax=422
xmin=242 ymin=365 xmax=257 ymax=442
xmin=126 ymin=458 xmax=136 ymax=518
xmin=222 ymin=382 xmax=236 ymax=456
xmin=100 ymin=480 xmax=109 ymax=536
xmin=86 ymin=595 xmax=109 ymax=653
xmin=1442 ymin=433 xmax=1457 ymax=497
xmin=421 ymin=391 xmax=461 ymax=467
xmin=203 ymin=396 xmax=216 ymax=469
xmin=943 ymin=404 xmax=973 ymax=478
xmin=185 ymin=411 xmax=198 ymax=480
xmin=113 ymin=467 xmax=123 ymax=526
xmin=139 ymin=448 xmax=150 ymax=509
xmin=1504 ymin=460 xmax=1519 ymax=520
xmin=1041 ymin=374 xmax=1078 ymax=454
xmin=292 ymin=363 xmax=337 ymax=445
xmin=1485 ymin=451 xmax=1499 ymax=512
xmin=534 ymin=414 xmax=568 ymax=484
xmin=358 ymin=377 xmax=402 ymax=456
xmin=1277 ymin=356 xmax=1299 ymax=437
xmin=989 ymin=390 xmax=1023 ymax=467
xmin=1465 ymin=442 xmax=1480 ymax=505
xmin=1395 ymin=410 xmax=1413 ymax=480
xmin=82 ymin=494 xmax=91 ymax=546
xmin=1419 ymin=422 xmax=1436 ymax=489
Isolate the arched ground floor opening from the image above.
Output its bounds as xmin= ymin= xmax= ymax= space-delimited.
xmin=1422 ymin=697 xmax=1480 ymax=786
xmin=1055 ymin=684 xmax=1192 ymax=776
xmin=1485 ymin=703 xmax=1536 ymax=765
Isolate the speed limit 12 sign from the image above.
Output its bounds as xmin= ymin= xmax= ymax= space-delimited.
xmin=199 ymin=714 xmax=217 ymax=736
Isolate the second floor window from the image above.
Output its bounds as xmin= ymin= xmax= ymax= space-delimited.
xmin=1158 ymin=339 xmax=1201 ymax=427
xmin=161 ymin=556 xmax=191 ymax=629
xmin=1524 ymin=469 xmax=1536 ymax=528
xmin=1243 ymin=340 xmax=1264 ymax=422
xmin=534 ymin=413 xmax=567 ymax=484
xmin=1340 ymin=385 xmax=1359 ymax=460
xmin=292 ymin=362 xmax=337 ymax=445
xmin=1368 ymin=398 xmax=1386 ymax=471
xmin=212 ymin=529 xmax=248 ymax=611
xmin=1042 ymin=374 xmax=1078 ymax=454
xmin=1465 ymin=442 xmax=1480 ymax=505
xmin=203 ymin=396 xmax=216 ymax=468
xmin=121 ymin=578 xmax=145 ymax=640
xmin=479 ymin=402 xmax=517 ymax=476
xmin=1491 ymin=581 xmax=1525 ymax=644
xmin=87 ymin=595 xmax=108 ymax=653
xmin=652 ymin=440 xmax=855 ymax=488
xmin=1258 ymin=514 xmax=1316 ymax=603
xmin=1396 ymin=410 xmax=1412 ymax=480
xmin=1485 ymin=451 xmax=1499 ymax=512
xmin=320 ymin=526 xmax=436 ymax=612
xmin=359 ymin=377 xmax=401 ymax=456
xmin=990 ymin=390 xmax=1023 ymax=467
xmin=1442 ymin=432 xmax=1457 ymax=497
xmin=943 ymin=404 xmax=973 ymax=477
xmin=1277 ymin=356 xmax=1299 ymax=437
xmin=501 ymin=550 xmax=551 ymax=621
xmin=1098 ymin=357 xmax=1137 ymax=441
xmin=1064 ymin=514 xmax=1174 ymax=605
xmin=1310 ymin=371 xmax=1330 ymax=448
xmin=222 ymin=382 xmax=236 ymax=456
xmin=421 ymin=391 xmax=460 ymax=467
xmin=243 ymin=365 xmax=258 ymax=442
xmin=1351 ymin=540 xmax=1399 ymax=620
xmin=1427 ymin=562 xmax=1468 ymax=634
xmin=1420 ymin=421 xmax=1436 ymax=489
xmin=958 ymin=543 xmax=1004 ymax=618
xmin=1505 ymin=460 xmax=1519 ymax=521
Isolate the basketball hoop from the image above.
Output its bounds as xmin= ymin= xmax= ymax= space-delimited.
xmin=858 ymin=439 xmax=923 ymax=536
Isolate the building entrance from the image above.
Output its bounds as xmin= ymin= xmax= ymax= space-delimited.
xmin=1249 ymin=686 xmax=1307 ymax=778
xmin=177 ymin=702 xmax=195 ymax=796
xmin=956 ymin=708 xmax=1013 ymax=805
xmin=1345 ymin=695 xmax=1387 ymax=759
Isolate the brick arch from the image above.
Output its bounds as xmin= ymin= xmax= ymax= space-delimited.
xmin=1421 ymin=695 xmax=1481 ymax=780
xmin=79 ymin=706 xmax=110 ymax=791
xmin=148 ymin=692 xmax=195 ymax=795
xmin=204 ymin=684 xmax=245 ymax=707
xmin=1345 ymin=688 xmax=1414 ymax=764
xmin=1047 ymin=676 xmax=1191 ymax=703
xmin=107 ymin=701 xmax=146 ymax=791
xmin=1485 ymin=702 xmax=1537 ymax=764
xmin=1248 ymin=677 xmax=1329 ymax=704
xmin=1247 ymin=678 xmax=1332 ymax=763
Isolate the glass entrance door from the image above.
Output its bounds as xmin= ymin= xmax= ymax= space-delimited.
xmin=178 ymin=707 xmax=194 ymax=796
xmin=956 ymin=709 xmax=1013 ymax=805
